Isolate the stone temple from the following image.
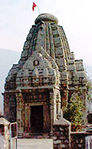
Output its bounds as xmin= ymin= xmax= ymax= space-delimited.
xmin=4 ymin=13 xmax=87 ymax=140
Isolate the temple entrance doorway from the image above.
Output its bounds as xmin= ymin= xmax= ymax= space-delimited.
xmin=30 ymin=105 xmax=43 ymax=133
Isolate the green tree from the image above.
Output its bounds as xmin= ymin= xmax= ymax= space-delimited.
xmin=64 ymin=93 xmax=84 ymax=131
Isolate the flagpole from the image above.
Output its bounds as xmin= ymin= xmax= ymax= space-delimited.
xmin=37 ymin=5 xmax=40 ymax=15
xmin=32 ymin=2 xmax=41 ymax=15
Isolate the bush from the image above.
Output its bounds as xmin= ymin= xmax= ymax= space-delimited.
xmin=64 ymin=93 xmax=84 ymax=131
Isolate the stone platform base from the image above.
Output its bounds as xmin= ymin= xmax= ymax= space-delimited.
xmin=15 ymin=139 xmax=53 ymax=149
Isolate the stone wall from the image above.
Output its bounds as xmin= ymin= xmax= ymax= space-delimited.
xmin=53 ymin=118 xmax=71 ymax=149
xmin=4 ymin=92 xmax=16 ymax=122
xmin=53 ymin=126 xmax=92 ymax=149
xmin=71 ymin=132 xmax=92 ymax=149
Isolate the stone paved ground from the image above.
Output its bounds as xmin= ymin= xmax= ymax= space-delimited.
xmin=12 ymin=139 xmax=53 ymax=149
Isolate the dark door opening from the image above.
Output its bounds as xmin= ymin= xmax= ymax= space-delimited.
xmin=30 ymin=106 xmax=43 ymax=133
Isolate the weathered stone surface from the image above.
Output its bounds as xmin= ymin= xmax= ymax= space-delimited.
xmin=53 ymin=119 xmax=71 ymax=149
xmin=35 ymin=13 xmax=58 ymax=24
xmin=3 ymin=13 xmax=88 ymax=148
xmin=71 ymin=132 xmax=92 ymax=149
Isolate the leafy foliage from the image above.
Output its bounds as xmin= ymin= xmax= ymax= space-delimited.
xmin=64 ymin=92 xmax=84 ymax=131
xmin=86 ymin=79 xmax=92 ymax=101
xmin=63 ymin=78 xmax=92 ymax=131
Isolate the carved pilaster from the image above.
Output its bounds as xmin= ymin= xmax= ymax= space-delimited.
xmin=16 ymin=92 xmax=24 ymax=137
xmin=4 ymin=93 xmax=10 ymax=120
xmin=43 ymin=104 xmax=50 ymax=132
xmin=25 ymin=104 xmax=30 ymax=132
xmin=49 ymin=90 xmax=54 ymax=136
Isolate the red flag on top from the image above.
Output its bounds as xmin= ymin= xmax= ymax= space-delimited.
xmin=32 ymin=2 xmax=37 ymax=11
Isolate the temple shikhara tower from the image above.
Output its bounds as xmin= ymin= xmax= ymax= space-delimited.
xmin=4 ymin=13 xmax=87 ymax=142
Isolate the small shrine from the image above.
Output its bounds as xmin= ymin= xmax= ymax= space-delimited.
xmin=4 ymin=13 xmax=87 ymax=142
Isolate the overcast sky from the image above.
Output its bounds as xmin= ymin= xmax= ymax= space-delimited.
xmin=0 ymin=0 xmax=92 ymax=66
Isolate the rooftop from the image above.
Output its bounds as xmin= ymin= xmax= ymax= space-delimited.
xmin=35 ymin=13 xmax=58 ymax=24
